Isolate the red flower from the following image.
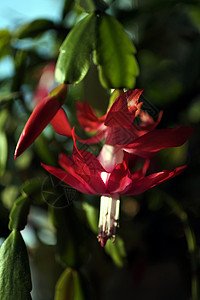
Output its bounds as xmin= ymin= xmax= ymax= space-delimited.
xmin=54 ymin=89 xmax=193 ymax=158
xmin=41 ymin=129 xmax=187 ymax=247
xmin=14 ymin=83 xmax=69 ymax=159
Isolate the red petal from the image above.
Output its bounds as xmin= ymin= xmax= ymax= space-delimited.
xmin=41 ymin=163 xmax=96 ymax=194
xmin=71 ymin=128 xmax=107 ymax=194
xmin=76 ymin=100 xmax=106 ymax=132
xmin=59 ymin=152 xmax=106 ymax=193
xmin=121 ymin=126 xmax=194 ymax=158
xmin=138 ymin=110 xmax=163 ymax=133
xmin=122 ymin=166 xmax=186 ymax=195
xmin=75 ymin=129 xmax=107 ymax=144
xmin=59 ymin=153 xmax=103 ymax=194
xmin=105 ymin=89 xmax=143 ymax=128
xmin=50 ymin=108 xmax=72 ymax=136
xmin=14 ymin=84 xmax=67 ymax=158
xmin=59 ymin=153 xmax=78 ymax=175
xmin=73 ymin=149 xmax=107 ymax=194
xmin=107 ymin=158 xmax=132 ymax=194
xmin=105 ymin=126 xmax=138 ymax=146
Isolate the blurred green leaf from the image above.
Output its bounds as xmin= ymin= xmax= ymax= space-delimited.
xmin=187 ymin=4 xmax=200 ymax=31
xmin=105 ymin=236 xmax=127 ymax=267
xmin=188 ymin=100 xmax=200 ymax=123
xmin=0 ymin=131 xmax=8 ymax=177
xmin=0 ymin=230 xmax=32 ymax=300
xmin=1 ymin=186 xmax=19 ymax=210
xmin=94 ymin=13 xmax=139 ymax=89
xmin=11 ymin=50 xmax=27 ymax=92
xmin=35 ymin=133 xmax=57 ymax=165
xmin=0 ymin=30 xmax=11 ymax=59
xmin=50 ymin=205 xmax=88 ymax=268
xmin=75 ymin=0 xmax=108 ymax=12
xmin=8 ymin=194 xmax=30 ymax=231
xmin=55 ymin=268 xmax=74 ymax=300
xmin=55 ymin=268 xmax=91 ymax=300
xmin=159 ymin=143 xmax=188 ymax=168
xmin=13 ymin=19 xmax=55 ymax=39
xmin=0 ymin=92 xmax=21 ymax=109
xmin=82 ymin=201 xmax=98 ymax=233
xmin=14 ymin=150 xmax=33 ymax=170
xmin=0 ymin=109 xmax=8 ymax=130
xmin=62 ymin=0 xmax=75 ymax=19
xmin=21 ymin=177 xmax=42 ymax=196
xmin=55 ymin=13 xmax=96 ymax=84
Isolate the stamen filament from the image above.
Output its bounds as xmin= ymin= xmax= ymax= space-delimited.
xmin=97 ymin=195 xmax=120 ymax=247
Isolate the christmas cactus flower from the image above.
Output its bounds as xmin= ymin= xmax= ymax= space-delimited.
xmin=53 ymin=89 xmax=193 ymax=157
xmin=14 ymin=83 xmax=70 ymax=158
xmin=41 ymin=128 xmax=188 ymax=247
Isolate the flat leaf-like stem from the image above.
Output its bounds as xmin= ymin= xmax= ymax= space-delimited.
xmin=55 ymin=268 xmax=91 ymax=300
xmin=0 ymin=231 xmax=32 ymax=300
xmin=55 ymin=13 xmax=96 ymax=84
xmin=94 ymin=13 xmax=139 ymax=88
xmin=8 ymin=195 xmax=30 ymax=231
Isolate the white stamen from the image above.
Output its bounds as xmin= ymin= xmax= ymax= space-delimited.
xmin=97 ymin=195 xmax=120 ymax=247
xmin=100 ymin=172 xmax=110 ymax=184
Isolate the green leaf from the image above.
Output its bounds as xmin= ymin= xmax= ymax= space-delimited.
xmin=0 ymin=231 xmax=32 ymax=300
xmin=55 ymin=268 xmax=91 ymax=300
xmin=94 ymin=13 xmax=139 ymax=89
xmin=0 ymin=131 xmax=8 ymax=177
xmin=0 ymin=30 xmax=11 ymax=59
xmin=75 ymin=0 xmax=108 ymax=13
xmin=8 ymin=195 xmax=30 ymax=231
xmin=105 ymin=236 xmax=127 ymax=267
xmin=55 ymin=13 xmax=96 ymax=84
xmin=13 ymin=19 xmax=55 ymax=39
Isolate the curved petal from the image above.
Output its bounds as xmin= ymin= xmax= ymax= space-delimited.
xmin=122 ymin=166 xmax=186 ymax=195
xmin=107 ymin=158 xmax=132 ymax=194
xmin=121 ymin=126 xmax=194 ymax=158
xmin=71 ymin=128 xmax=107 ymax=194
xmin=59 ymin=153 xmax=78 ymax=175
xmin=59 ymin=152 xmax=106 ymax=193
xmin=105 ymin=89 xmax=143 ymax=128
xmin=41 ymin=163 xmax=96 ymax=194
xmin=73 ymin=150 xmax=107 ymax=194
xmin=105 ymin=126 xmax=138 ymax=146
xmin=76 ymin=100 xmax=106 ymax=132
xmin=75 ymin=129 xmax=107 ymax=144
xmin=50 ymin=107 xmax=72 ymax=137
xmin=138 ymin=110 xmax=163 ymax=133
